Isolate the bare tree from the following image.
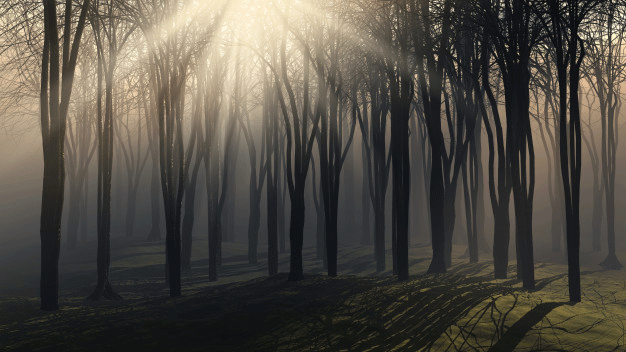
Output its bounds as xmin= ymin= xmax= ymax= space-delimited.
xmin=543 ymin=0 xmax=600 ymax=303
xmin=584 ymin=0 xmax=626 ymax=270
xmin=88 ymin=0 xmax=136 ymax=300
xmin=39 ymin=0 xmax=91 ymax=310
xmin=64 ymin=47 xmax=97 ymax=249
xmin=479 ymin=0 xmax=543 ymax=289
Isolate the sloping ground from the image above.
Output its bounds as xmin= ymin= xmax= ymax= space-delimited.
xmin=0 ymin=240 xmax=625 ymax=351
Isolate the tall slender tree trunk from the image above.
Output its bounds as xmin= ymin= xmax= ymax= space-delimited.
xmin=361 ymin=142 xmax=371 ymax=246
xmin=288 ymin=192 xmax=306 ymax=281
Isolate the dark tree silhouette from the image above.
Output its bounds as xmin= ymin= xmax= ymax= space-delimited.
xmin=64 ymin=50 xmax=97 ymax=249
xmin=115 ymin=74 xmax=149 ymax=240
xmin=415 ymin=0 xmax=454 ymax=274
xmin=531 ymin=52 xmax=565 ymax=254
xmin=544 ymin=0 xmax=600 ymax=303
xmin=480 ymin=0 xmax=542 ymax=289
xmin=39 ymin=0 xmax=91 ymax=311
xmin=580 ymin=88 xmax=603 ymax=252
xmin=312 ymin=13 xmax=357 ymax=277
xmin=181 ymin=73 xmax=204 ymax=271
xmin=583 ymin=0 xmax=626 ymax=270
xmin=476 ymin=1 xmax=512 ymax=280
xmin=239 ymin=65 xmax=267 ymax=266
xmin=356 ymin=62 xmax=390 ymax=273
xmin=271 ymin=13 xmax=321 ymax=281
xmin=89 ymin=0 xmax=136 ymax=301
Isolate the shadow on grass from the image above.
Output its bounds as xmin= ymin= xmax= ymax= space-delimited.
xmin=487 ymin=301 xmax=567 ymax=352
xmin=4 ymin=244 xmax=606 ymax=351
xmin=1 ymin=266 xmax=519 ymax=351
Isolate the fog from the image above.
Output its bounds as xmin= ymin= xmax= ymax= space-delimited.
xmin=2 ymin=108 xmax=626 ymax=293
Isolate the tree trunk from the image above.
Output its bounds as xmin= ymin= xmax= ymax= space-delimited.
xmin=427 ymin=156 xmax=446 ymax=274
xmin=40 ymin=159 xmax=63 ymax=310
xmin=247 ymin=197 xmax=261 ymax=264
xmin=147 ymin=156 xmax=161 ymax=241
xmin=288 ymin=192 xmax=306 ymax=281
xmin=443 ymin=189 xmax=456 ymax=268
xmin=374 ymin=196 xmax=386 ymax=272
xmin=278 ymin=172 xmax=287 ymax=254
xmin=493 ymin=205 xmax=511 ymax=279
xmin=267 ymin=182 xmax=278 ymax=276
xmin=361 ymin=142 xmax=371 ymax=246
xmin=181 ymin=183 xmax=196 ymax=271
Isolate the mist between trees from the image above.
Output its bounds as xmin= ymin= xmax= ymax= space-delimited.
xmin=1 ymin=0 xmax=626 ymax=311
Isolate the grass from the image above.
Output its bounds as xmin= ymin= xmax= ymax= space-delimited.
xmin=0 ymin=237 xmax=625 ymax=351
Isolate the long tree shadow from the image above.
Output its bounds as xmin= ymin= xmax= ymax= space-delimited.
xmin=487 ymin=301 xmax=567 ymax=352
xmin=2 ymin=270 xmax=519 ymax=351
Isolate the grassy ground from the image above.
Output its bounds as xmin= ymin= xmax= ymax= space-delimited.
xmin=0 ymin=237 xmax=625 ymax=351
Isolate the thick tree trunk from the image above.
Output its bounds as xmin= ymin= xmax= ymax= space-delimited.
xmin=288 ymin=192 xmax=306 ymax=281
xmin=427 ymin=156 xmax=446 ymax=274
xmin=40 ymin=0 xmax=90 ymax=310
xmin=374 ymin=197 xmax=385 ymax=272
xmin=247 ymin=197 xmax=261 ymax=264
xmin=443 ymin=189 xmax=456 ymax=268
xmin=326 ymin=200 xmax=338 ymax=277
xmin=361 ymin=143 xmax=371 ymax=245
xmin=267 ymin=183 xmax=278 ymax=276
xmin=493 ymin=206 xmax=511 ymax=279
xmin=40 ymin=159 xmax=63 ymax=310
xmin=391 ymin=194 xmax=397 ymax=275
xmin=181 ymin=184 xmax=196 ymax=271
xmin=165 ymin=212 xmax=182 ymax=296
xmin=147 ymin=160 xmax=161 ymax=241
xmin=278 ymin=175 xmax=287 ymax=254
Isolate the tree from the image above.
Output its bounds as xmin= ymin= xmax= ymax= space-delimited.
xmin=125 ymin=0 xmax=207 ymax=296
xmin=531 ymin=51 xmax=566 ymax=254
xmin=264 ymin=66 xmax=282 ymax=276
xmin=88 ymin=0 xmax=136 ymax=300
xmin=544 ymin=0 xmax=599 ymax=303
xmin=312 ymin=7 xmax=357 ymax=277
xmin=115 ymin=72 xmax=149 ymax=239
xmin=356 ymin=59 xmax=390 ymax=273
xmin=181 ymin=69 xmax=204 ymax=271
xmin=452 ymin=5 xmax=485 ymax=263
xmin=584 ymin=0 xmax=626 ymax=270
xmin=39 ymin=0 xmax=91 ymax=310
xmin=580 ymin=88 xmax=603 ymax=252
xmin=64 ymin=48 xmax=97 ymax=249
xmin=197 ymin=37 xmax=234 ymax=282
xmin=415 ymin=0 xmax=455 ymax=274
xmin=480 ymin=0 xmax=542 ymax=289
xmin=270 ymin=7 xmax=321 ymax=280
xmin=238 ymin=57 xmax=267 ymax=266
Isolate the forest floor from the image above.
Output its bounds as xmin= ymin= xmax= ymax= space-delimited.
xmin=0 ymin=236 xmax=625 ymax=351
